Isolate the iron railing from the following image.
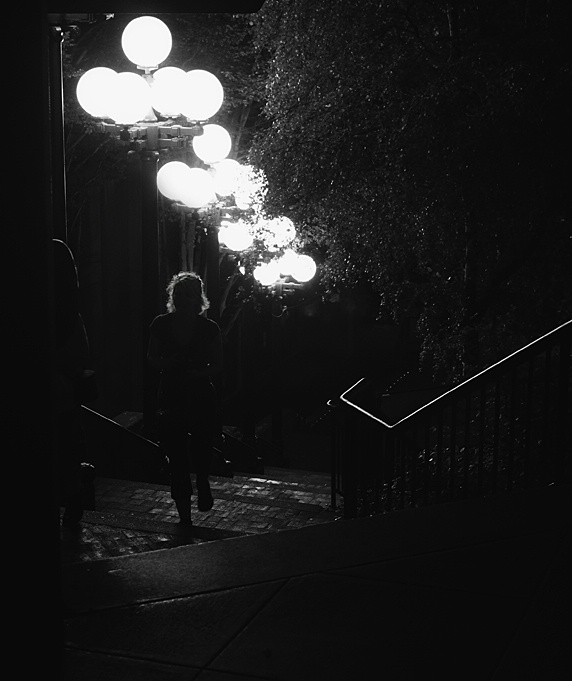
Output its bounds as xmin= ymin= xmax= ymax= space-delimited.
xmin=331 ymin=320 xmax=571 ymax=518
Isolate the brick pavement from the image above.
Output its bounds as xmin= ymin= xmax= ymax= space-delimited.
xmin=60 ymin=469 xmax=340 ymax=565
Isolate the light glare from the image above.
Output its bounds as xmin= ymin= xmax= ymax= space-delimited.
xmin=219 ymin=221 xmax=253 ymax=251
xmin=210 ymin=159 xmax=241 ymax=197
xmin=254 ymin=261 xmax=281 ymax=286
xmin=261 ymin=216 xmax=296 ymax=251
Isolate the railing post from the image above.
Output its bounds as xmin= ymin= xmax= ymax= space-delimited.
xmin=462 ymin=394 xmax=471 ymax=499
xmin=523 ymin=357 xmax=534 ymax=487
xmin=492 ymin=380 xmax=501 ymax=494
xmin=341 ymin=407 xmax=358 ymax=519
xmin=554 ymin=331 xmax=571 ymax=483
xmin=423 ymin=417 xmax=431 ymax=506
xmin=506 ymin=368 xmax=517 ymax=491
xmin=449 ymin=403 xmax=457 ymax=500
xmin=328 ymin=399 xmax=339 ymax=511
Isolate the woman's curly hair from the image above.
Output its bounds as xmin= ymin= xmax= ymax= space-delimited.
xmin=166 ymin=272 xmax=210 ymax=314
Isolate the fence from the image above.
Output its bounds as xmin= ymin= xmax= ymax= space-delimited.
xmin=331 ymin=320 xmax=571 ymax=518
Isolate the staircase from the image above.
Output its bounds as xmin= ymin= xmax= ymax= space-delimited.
xmin=60 ymin=468 xmax=337 ymax=566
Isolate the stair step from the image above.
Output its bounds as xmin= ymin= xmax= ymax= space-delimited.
xmin=60 ymin=470 xmax=338 ymax=565
xmin=73 ymin=508 xmax=245 ymax=541
xmin=94 ymin=476 xmax=333 ymax=517
xmin=60 ymin=510 xmax=242 ymax=565
xmin=211 ymin=490 xmax=325 ymax=514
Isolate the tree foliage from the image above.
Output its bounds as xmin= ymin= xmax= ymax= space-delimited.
xmin=250 ymin=0 xmax=572 ymax=380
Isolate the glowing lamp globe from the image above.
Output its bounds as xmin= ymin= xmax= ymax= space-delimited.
xmin=157 ymin=161 xmax=193 ymax=201
xmin=290 ymin=254 xmax=317 ymax=283
xmin=210 ymin=159 xmax=241 ymax=196
xmin=271 ymin=216 xmax=296 ymax=246
xmin=106 ymin=72 xmax=152 ymax=124
xmin=76 ymin=67 xmax=117 ymax=118
xmin=150 ymin=67 xmax=186 ymax=116
xmin=193 ymin=124 xmax=232 ymax=164
xmin=277 ymin=249 xmax=300 ymax=277
xmin=218 ymin=223 xmax=230 ymax=245
xmin=180 ymin=70 xmax=224 ymax=121
xmin=254 ymin=260 xmax=281 ymax=287
xmin=179 ymin=168 xmax=216 ymax=208
xmin=219 ymin=221 xmax=253 ymax=252
xmin=121 ymin=16 xmax=172 ymax=68
xmin=233 ymin=193 xmax=252 ymax=211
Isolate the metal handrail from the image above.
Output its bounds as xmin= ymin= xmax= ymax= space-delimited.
xmin=340 ymin=319 xmax=571 ymax=431
xmin=332 ymin=319 xmax=571 ymax=518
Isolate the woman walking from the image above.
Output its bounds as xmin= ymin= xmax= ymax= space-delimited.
xmin=148 ymin=272 xmax=223 ymax=525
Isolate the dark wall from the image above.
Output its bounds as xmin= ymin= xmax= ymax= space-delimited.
xmin=76 ymin=169 xmax=160 ymax=419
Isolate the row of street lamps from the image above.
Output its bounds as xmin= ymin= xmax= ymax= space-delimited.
xmin=75 ymin=14 xmax=317 ymax=291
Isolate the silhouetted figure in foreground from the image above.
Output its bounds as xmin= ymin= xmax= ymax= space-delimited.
xmin=53 ymin=239 xmax=92 ymax=529
xmin=148 ymin=272 xmax=223 ymax=526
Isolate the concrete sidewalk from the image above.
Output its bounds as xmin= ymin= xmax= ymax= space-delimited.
xmin=61 ymin=482 xmax=571 ymax=680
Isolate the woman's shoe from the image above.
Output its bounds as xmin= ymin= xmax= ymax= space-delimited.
xmin=177 ymin=518 xmax=193 ymax=535
xmin=175 ymin=498 xmax=192 ymax=523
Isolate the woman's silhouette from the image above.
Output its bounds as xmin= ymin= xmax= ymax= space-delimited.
xmin=147 ymin=272 xmax=223 ymax=525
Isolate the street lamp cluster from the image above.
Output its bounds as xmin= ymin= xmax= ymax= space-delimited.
xmin=215 ymin=174 xmax=317 ymax=288
xmin=76 ymin=14 xmax=316 ymax=290
xmin=76 ymin=16 xmax=227 ymax=162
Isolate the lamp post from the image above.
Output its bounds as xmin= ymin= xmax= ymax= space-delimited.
xmin=76 ymin=15 xmax=231 ymax=429
xmin=49 ymin=24 xmax=68 ymax=242
xmin=218 ymin=204 xmax=317 ymax=465
xmin=252 ymin=226 xmax=317 ymax=465
xmin=76 ymin=16 xmax=318 ymax=449
xmin=175 ymin=156 xmax=318 ymax=462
